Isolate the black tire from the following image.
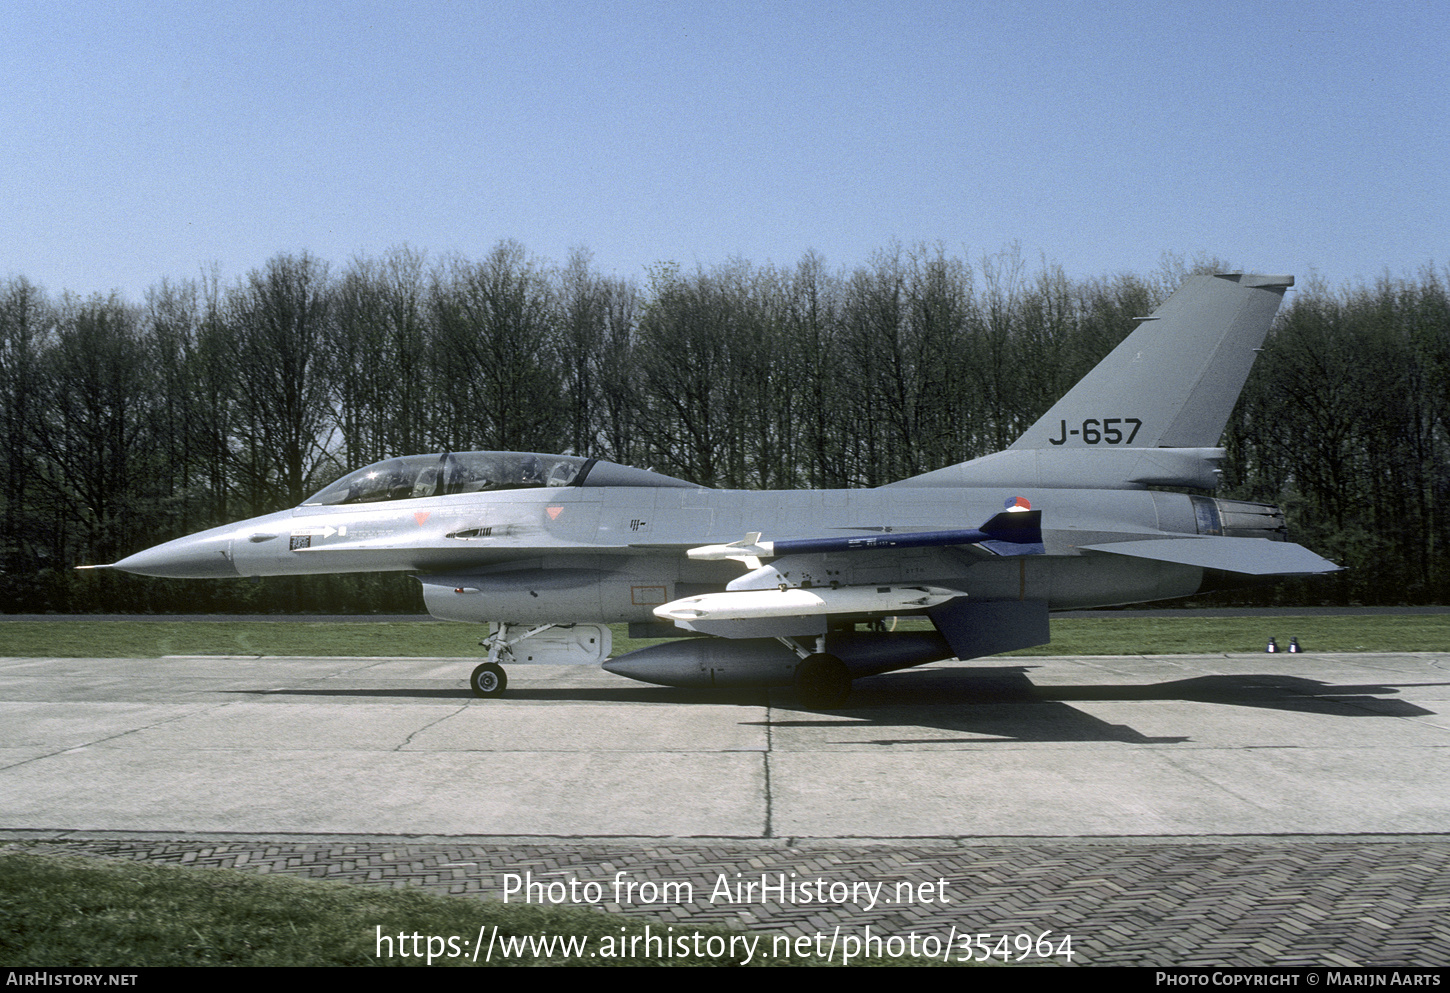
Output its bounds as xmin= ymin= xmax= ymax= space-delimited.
xmin=470 ymin=662 xmax=507 ymax=698
xmin=794 ymin=653 xmax=851 ymax=709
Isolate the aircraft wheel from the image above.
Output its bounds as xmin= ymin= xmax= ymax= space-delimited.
xmin=470 ymin=662 xmax=508 ymax=698
xmin=794 ymin=653 xmax=851 ymax=709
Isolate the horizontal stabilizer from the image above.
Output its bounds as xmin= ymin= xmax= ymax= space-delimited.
xmin=1080 ymin=537 xmax=1341 ymax=576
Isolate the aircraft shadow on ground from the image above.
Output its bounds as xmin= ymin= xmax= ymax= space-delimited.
xmin=232 ymin=679 xmax=1178 ymax=743
xmin=753 ymin=666 xmax=1184 ymax=744
xmin=752 ymin=666 xmax=1441 ymax=745
xmin=232 ymin=666 xmax=1442 ymax=746
xmin=852 ymin=666 xmax=1441 ymax=716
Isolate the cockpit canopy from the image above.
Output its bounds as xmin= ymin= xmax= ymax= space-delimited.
xmin=302 ymin=451 xmax=697 ymax=506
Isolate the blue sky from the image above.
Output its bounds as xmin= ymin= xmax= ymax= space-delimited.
xmin=4 ymin=0 xmax=1445 ymax=301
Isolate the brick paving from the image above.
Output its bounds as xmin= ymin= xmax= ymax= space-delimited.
xmin=7 ymin=835 xmax=1448 ymax=966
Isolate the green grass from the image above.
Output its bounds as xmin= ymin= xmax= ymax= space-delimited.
xmin=0 ymin=620 xmax=458 ymax=659
xmin=1012 ymin=614 xmax=1450 ymax=655
xmin=0 ymin=615 xmax=1445 ymax=659
xmin=0 ymin=849 xmax=933 ymax=967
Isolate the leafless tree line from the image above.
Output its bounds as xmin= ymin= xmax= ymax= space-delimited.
xmin=1 ymin=243 xmax=1445 ymax=611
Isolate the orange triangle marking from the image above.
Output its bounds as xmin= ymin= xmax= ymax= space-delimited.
xmin=414 ymin=511 xmax=430 ymax=525
xmin=546 ymin=506 xmax=563 ymax=520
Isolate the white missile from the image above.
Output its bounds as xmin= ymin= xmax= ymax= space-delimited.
xmin=653 ymin=584 xmax=963 ymax=624
xmin=686 ymin=533 xmax=772 ymax=568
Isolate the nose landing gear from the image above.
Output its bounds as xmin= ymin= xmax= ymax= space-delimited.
xmin=470 ymin=661 xmax=508 ymax=698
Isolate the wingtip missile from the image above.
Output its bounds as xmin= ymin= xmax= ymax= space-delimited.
xmin=686 ymin=532 xmax=771 ymax=569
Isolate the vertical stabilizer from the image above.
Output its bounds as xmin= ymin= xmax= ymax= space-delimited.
xmin=1009 ymin=273 xmax=1293 ymax=451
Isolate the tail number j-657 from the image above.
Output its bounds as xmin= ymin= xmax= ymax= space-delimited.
xmin=1048 ymin=418 xmax=1141 ymax=446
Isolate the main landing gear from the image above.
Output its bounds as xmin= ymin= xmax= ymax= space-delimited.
xmin=780 ymin=637 xmax=852 ymax=710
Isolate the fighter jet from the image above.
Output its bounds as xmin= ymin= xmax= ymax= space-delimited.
xmin=101 ymin=272 xmax=1339 ymax=707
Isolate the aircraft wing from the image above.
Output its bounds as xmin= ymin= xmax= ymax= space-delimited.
xmin=1078 ymin=537 xmax=1341 ymax=576
xmin=652 ymin=510 xmax=1046 ymax=640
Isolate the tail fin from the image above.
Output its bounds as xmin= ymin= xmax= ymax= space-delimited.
xmin=1009 ymin=272 xmax=1292 ymax=451
xmin=887 ymin=272 xmax=1293 ymax=490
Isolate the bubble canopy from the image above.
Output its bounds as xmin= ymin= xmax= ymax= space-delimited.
xmin=301 ymin=452 xmax=696 ymax=506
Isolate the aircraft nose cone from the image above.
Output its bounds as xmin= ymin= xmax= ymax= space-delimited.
xmin=113 ymin=531 xmax=240 ymax=579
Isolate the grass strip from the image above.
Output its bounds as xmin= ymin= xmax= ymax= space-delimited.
xmin=0 ymin=615 xmax=1445 ymax=658
xmin=0 ymin=849 xmax=939 ymax=967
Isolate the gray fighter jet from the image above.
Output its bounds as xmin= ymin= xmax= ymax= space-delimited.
xmin=103 ymin=272 xmax=1339 ymax=707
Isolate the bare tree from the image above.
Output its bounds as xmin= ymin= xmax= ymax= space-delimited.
xmin=31 ymin=293 xmax=155 ymax=565
xmin=330 ymin=247 xmax=430 ymax=471
xmin=229 ymin=253 xmax=336 ymax=509
xmin=0 ymin=277 xmax=51 ymax=572
xmin=428 ymin=241 xmax=565 ymax=453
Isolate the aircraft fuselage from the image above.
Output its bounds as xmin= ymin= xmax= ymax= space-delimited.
xmin=123 ymin=483 xmax=1228 ymax=622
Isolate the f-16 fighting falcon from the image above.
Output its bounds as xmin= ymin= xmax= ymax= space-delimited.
xmin=99 ymin=272 xmax=1340 ymax=707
